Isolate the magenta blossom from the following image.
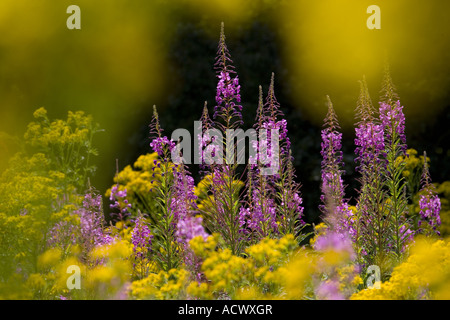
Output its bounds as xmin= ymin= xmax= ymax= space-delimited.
xmin=419 ymin=194 xmax=441 ymax=234
xmin=150 ymin=136 xmax=176 ymax=158
xmin=131 ymin=215 xmax=153 ymax=259
xmin=176 ymin=215 xmax=209 ymax=244
xmin=379 ymin=100 xmax=406 ymax=152
xmin=314 ymin=230 xmax=356 ymax=261
xmin=354 ymin=122 xmax=385 ymax=172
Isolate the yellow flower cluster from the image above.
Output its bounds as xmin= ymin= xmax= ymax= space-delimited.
xmin=309 ymin=222 xmax=328 ymax=247
xmin=184 ymin=232 xmax=363 ymax=300
xmin=351 ymin=236 xmax=450 ymax=300
xmin=108 ymin=153 xmax=158 ymax=197
xmin=84 ymin=241 xmax=132 ymax=298
xmin=274 ymin=250 xmax=317 ymax=299
xmin=129 ymin=268 xmax=189 ymax=300
xmin=194 ymin=174 xmax=213 ymax=198
xmin=189 ymin=234 xmax=220 ymax=259
xmin=246 ymin=236 xmax=297 ymax=267
xmin=399 ymin=148 xmax=427 ymax=181
xmin=105 ymin=152 xmax=172 ymax=216
xmin=186 ymin=234 xmax=315 ymax=299
xmin=9 ymin=239 xmax=134 ymax=300
xmin=24 ymin=107 xmax=95 ymax=149
xmin=202 ymin=248 xmax=248 ymax=295
xmin=195 ymin=175 xmax=244 ymax=223
xmin=22 ymin=107 xmax=101 ymax=192
xmin=0 ymin=149 xmax=82 ymax=285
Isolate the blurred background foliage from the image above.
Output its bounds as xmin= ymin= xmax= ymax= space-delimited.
xmin=0 ymin=0 xmax=449 ymax=223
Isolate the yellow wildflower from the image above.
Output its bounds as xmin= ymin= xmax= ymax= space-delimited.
xmin=351 ymin=237 xmax=450 ymax=300
xmin=38 ymin=248 xmax=62 ymax=270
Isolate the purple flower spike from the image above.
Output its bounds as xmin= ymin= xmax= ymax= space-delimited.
xmin=150 ymin=136 xmax=176 ymax=157
xmin=379 ymin=100 xmax=407 ymax=153
xmin=314 ymin=230 xmax=355 ymax=261
xmin=75 ymin=192 xmax=114 ymax=254
xmin=176 ymin=215 xmax=209 ymax=244
xmin=213 ymin=23 xmax=243 ymax=129
xmin=131 ymin=215 xmax=153 ymax=259
xmin=418 ymin=152 xmax=441 ymax=235
xmin=109 ymin=185 xmax=131 ymax=222
xmin=354 ymin=122 xmax=385 ymax=172
xmin=316 ymin=280 xmax=345 ymax=300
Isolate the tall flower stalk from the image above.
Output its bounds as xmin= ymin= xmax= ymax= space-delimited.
xmin=379 ymin=99 xmax=411 ymax=258
xmin=131 ymin=212 xmax=153 ymax=279
xmin=109 ymin=184 xmax=131 ymax=226
xmin=241 ymin=75 xmax=305 ymax=243
xmin=172 ymin=162 xmax=209 ymax=281
xmin=262 ymin=74 xmax=305 ymax=239
xmin=379 ymin=63 xmax=399 ymax=106
xmin=353 ymin=77 xmax=388 ymax=270
xmin=379 ymin=66 xmax=412 ymax=259
xmin=199 ymin=23 xmax=245 ymax=255
xmin=319 ymin=96 xmax=350 ymax=230
xmin=275 ymin=150 xmax=306 ymax=239
xmin=239 ymin=85 xmax=278 ymax=243
xmin=213 ymin=23 xmax=243 ymax=131
xmin=417 ymin=152 xmax=441 ymax=236
xmin=148 ymin=105 xmax=181 ymax=271
xmin=77 ymin=191 xmax=114 ymax=264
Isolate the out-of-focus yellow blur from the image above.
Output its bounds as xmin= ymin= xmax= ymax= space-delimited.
xmin=0 ymin=1 xmax=168 ymax=129
xmin=1 ymin=0 xmax=448 ymax=189
xmin=277 ymin=0 xmax=450 ymax=129
xmin=0 ymin=0 xmax=171 ymax=188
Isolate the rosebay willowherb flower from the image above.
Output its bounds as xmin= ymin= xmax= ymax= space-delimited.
xmin=172 ymin=163 xmax=209 ymax=245
xmin=318 ymin=96 xmax=356 ymax=248
xmin=313 ymin=226 xmax=360 ymax=300
xmin=239 ymin=85 xmax=278 ymax=243
xmin=130 ymin=212 xmax=153 ymax=278
xmin=379 ymin=100 xmax=407 ymax=154
xmin=314 ymin=229 xmax=356 ymax=261
xmin=197 ymin=23 xmax=248 ymax=255
xmin=419 ymin=195 xmax=441 ymax=233
xmin=315 ymin=280 xmax=345 ymax=300
xmin=76 ymin=192 xmax=114 ymax=262
xmin=238 ymin=187 xmax=278 ymax=241
xmin=379 ymin=95 xmax=411 ymax=258
xmin=246 ymin=75 xmax=305 ymax=240
xmin=47 ymin=220 xmax=77 ymax=251
xmin=353 ymin=77 xmax=389 ymax=269
xmin=275 ymin=149 xmax=306 ymax=238
xmin=150 ymin=136 xmax=176 ymax=158
xmin=131 ymin=214 xmax=153 ymax=260
xmin=170 ymin=167 xmax=195 ymax=219
xmin=354 ymin=77 xmax=385 ymax=172
xmin=320 ymin=96 xmax=345 ymax=211
xmin=264 ymin=74 xmax=305 ymax=238
xmin=352 ymin=70 xmax=413 ymax=274
xmin=354 ymin=122 xmax=385 ymax=172
xmin=147 ymin=106 xmax=184 ymax=271
xmin=149 ymin=105 xmax=176 ymax=159
xmin=245 ymin=75 xmax=287 ymax=179
xmin=176 ymin=215 xmax=209 ymax=244
xmin=418 ymin=152 xmax=441 ymax=235
xmin=213 ymin=22 xmax=243 ymax=130
xmin=259 ymin=73 xmax=291 ymax=158
xmin=109 ymin=184 xmax=131 ymax=223
xmin=197 ymin=102 xmax=214 ymax=173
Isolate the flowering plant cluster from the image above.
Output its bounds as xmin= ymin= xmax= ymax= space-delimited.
xmin=0 ymin=23 xmax=448 ymax=301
